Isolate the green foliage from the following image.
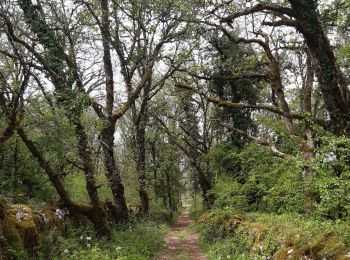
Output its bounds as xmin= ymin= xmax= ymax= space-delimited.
xmin=312 ymin=135 xmax=350 ymax=220
xmin=19 ymin=0 xmax=66 ymax=80
xmin=209 ymin=143 xmax=305 ymax=214
xmin=195 ymin=133 xmax=350 ymax=259
xmin=207 ymin=35 xmax=261 ymax=146
xmin=209 ymin=134 xmax=350 ymax=220
xmin=37 ymin=219 xmax=169 ymax=259
xmin=255 ymin=114 xmax=297 ymax=153
xmin=193 ymin=207 xmax=350 ymax=260
xmin=337 ymin=43 xmax=350 ymax=67
xmin=0 ymin=136 xmax=56 ymax=203
xmin=64 ymin=173 xmax=113 ymax=203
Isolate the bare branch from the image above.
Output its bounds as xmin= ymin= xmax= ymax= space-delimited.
xmin=220 ymin=3 xmax=296 ymax=23
xmin=175 ymin=83 xmax=303 ymax=120
xmin=218 ymin=122 xmax=291 ymax=158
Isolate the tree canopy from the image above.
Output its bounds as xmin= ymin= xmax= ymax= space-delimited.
xmin=1 ymin=0 xmax=350 ymax=258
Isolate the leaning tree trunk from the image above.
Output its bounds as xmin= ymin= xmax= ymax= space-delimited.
xmin=289 ymin=0 xmax=350 ymax=134
xmin=17 ymin=127 xmax=110 ymax=236
xmin=101 ymin=122 xmax=128 ymax=222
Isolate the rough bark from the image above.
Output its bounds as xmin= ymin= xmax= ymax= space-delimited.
xmin=75 ymin=122 xmax=110 ymax=234
xmin=300 ymin=53 xmax=315 ymax=181
xmin=133 ymin=83 xmax=152 ymax=215
xmin=135 ymin=120 xmax=149 ymax=214
xmin=0 ymin=116 xmax=17 ymax=146
xmin=101 ymin=122 xmax=128 ymax=221
xmin=99 ymin=0 xmax=128 ymax=221
xmin=288 ymin=0 xmax=350 ymax=134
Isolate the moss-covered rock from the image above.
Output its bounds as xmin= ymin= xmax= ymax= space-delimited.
xmin=0 ymin=200 xmax=66 ymax=259
xmin=195 ymin=209 xmax=350 ymax=260
xmin=0 ymin=198 xmax=26 ymax=259
xmin=223 ymin=215 xmax=242 ymax=236
xmin=5 ymin=204 xmax=39 ymax=253
xmin=281 ymin=233 xmax=349 ymax=260
xmin=34 ymin=203 xmax=65 ymax=232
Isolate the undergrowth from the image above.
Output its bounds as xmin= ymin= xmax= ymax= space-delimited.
xmin=37 ymin=217 xmax=169 ymax=260
xmin=191 ymin=206 xmax=350 ymax=260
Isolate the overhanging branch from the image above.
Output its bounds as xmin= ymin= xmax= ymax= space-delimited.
xmin=175 ymin=83 xmax=303 ymax=120
xmin=218 ymin=121 xmax=292 ymax=158
xmin=220 ymin=3 xmax=297 ymax=23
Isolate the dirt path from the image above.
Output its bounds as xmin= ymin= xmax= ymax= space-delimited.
xmin=156 ymin=206 xmax=207 ymax=260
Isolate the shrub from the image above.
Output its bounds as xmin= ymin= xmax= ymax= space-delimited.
xmin=312 ymin=135 xmax=350 ymax=220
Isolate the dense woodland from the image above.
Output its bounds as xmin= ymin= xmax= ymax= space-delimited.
xmin=1 ymin=0 xmax=350 ymax=259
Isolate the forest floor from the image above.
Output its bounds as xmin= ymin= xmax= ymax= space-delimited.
xmin=156 ymin=206 xmax=207 ymax=260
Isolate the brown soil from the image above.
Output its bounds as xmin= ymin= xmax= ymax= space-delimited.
xmin=156 ymin=206 xmax=207 ymax=260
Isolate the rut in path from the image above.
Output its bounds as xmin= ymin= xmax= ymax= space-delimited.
xmin=156 ymin=206 xmax=207 ymax=260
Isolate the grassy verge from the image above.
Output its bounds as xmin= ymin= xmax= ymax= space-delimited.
xmin=191 ymin=207 xmax=350 ymax=260
xmin=37 ymin=217 xmax=169 ymax=260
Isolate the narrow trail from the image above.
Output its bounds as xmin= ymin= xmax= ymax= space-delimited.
xmin=156 ymin=206 xmax=207 ymax=260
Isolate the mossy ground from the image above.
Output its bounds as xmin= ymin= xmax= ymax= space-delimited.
xmin=191 ymin=207 xmax=350 ymax=260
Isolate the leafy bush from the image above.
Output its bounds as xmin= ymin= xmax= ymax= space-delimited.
xmin=312 ymin=135 xmax=350 ymax=220
xmin=209 ymin=143 xmax=305 ymax=214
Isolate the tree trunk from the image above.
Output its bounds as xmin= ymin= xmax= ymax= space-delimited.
xmin=301 ymin=53 xmax=315 ymax=181
xmin=17 ymin=127 xmax=110 ymax=236
xmin=17 ymin=128 xmax=73 ymax=206
xmin=101 ymin=122 xmax=128 ymax=222
xmin=0 ymin=110 xmax=18 ymax=147
xmin=289 ymin=0 xmax=350 ymax=134
xmin=193 ymin=162 xmax=215 ymax=209
xmin=135 ymin=110 xmax=150 ymax=215
xmin=136 ymin=126 xmax=149 ymax=214
xmin=156 ymin=116 xmax=215 ymax=209
xmin=74 ymin=122 xmax=110 ymax=235
xmin=165 ymin=172 xmax=176 ymax=211
xmin=99 ymin=0 xmax=128 ymax=222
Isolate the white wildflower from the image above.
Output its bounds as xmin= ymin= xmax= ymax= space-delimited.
xmin=15 ymin=212 xmax=22 ymax=221
xmin=87 ymin=244 xmax=91 ymax=248
xmin=323 ymin=152 xmax=337 ymax=163
xmin=86 ymin=236 xmax=92 ymax=241
xmin=63 ymin=249 xmax=69 ymax=254
xmin=116 ymin=246 xmax=122 ymax=251
xmin=55 ymin=208 xmax=65 ymax=220
xmin=80 ymin=236 xmax=84 ymax=240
